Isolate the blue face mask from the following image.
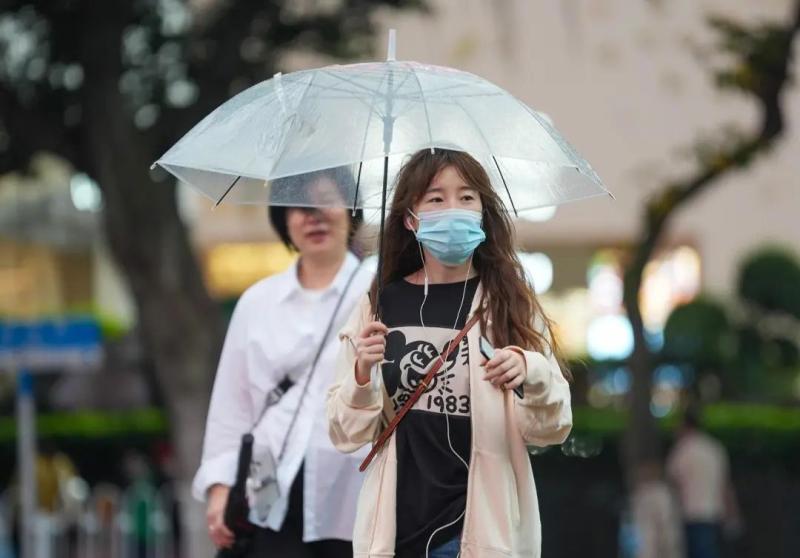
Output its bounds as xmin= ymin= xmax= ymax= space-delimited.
xmin=410 ymin=208 xmax=486 ymax=265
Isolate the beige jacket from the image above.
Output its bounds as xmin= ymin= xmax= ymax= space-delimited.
xmin=327 ymin=285 xmax=572 ymax=557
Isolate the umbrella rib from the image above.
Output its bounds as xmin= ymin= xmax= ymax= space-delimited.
xmin=492 ymin=157 xmax=518 ymax=217
xmin=408 ymin=64 xmax=434 ymax=147
xmin=353 ymin=161 xmax=363 ymax=216
xmin=268 ymin=72 xmax=320 ymax=176
xmin=355 ymin=68 xmax=391 ymax=165
xmin=318 ymin=68 xmax=383 ymax=96
xmin=214 ymin=175 xmax=242 ymax=207
xmin=452 ymin=97 xmax=519 ymax=216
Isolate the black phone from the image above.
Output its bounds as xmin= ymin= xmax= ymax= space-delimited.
xmin=479 ymin=335 xmax=523 ymax=399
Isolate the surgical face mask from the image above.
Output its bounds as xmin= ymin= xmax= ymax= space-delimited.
xmin=410 ymin=208 xmax=486 ymax=265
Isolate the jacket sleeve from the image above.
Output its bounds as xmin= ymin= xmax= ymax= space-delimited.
xmin=507 ymin=323 xmax=573 ymax=447
xmin=326 ymin=294 xmax=385 ymax=454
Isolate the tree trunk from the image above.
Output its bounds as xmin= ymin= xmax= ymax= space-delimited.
xmin=80 ymin=4 xmax=224 ymax=557
xmin=622 ymin=262 xmax=661 ymax=486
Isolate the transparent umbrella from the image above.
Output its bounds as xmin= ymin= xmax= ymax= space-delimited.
xmin=154 ymin=30 xmax=611 ymax=292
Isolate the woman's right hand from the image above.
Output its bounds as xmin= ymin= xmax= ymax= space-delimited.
xmin=206 ymin=484 xmax=234 ymax=549
xmin=355 ymin=321 xmax=388 ymax=385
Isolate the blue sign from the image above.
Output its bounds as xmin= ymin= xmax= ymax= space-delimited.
xmin=0 ymin=318 xmax=102 ymax=372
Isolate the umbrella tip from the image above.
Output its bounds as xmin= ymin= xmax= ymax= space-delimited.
xmin=387 ymin=29 xmax=397 ymax=62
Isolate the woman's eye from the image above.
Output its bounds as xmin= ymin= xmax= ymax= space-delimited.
xmin=462 ymin=195 xmax=475 ymax=201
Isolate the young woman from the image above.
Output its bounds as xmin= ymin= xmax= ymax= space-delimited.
xmin=327 ymin=149 xmax=573 ymax=558
xmin=197 ymin=167 xmax=373 ymax=557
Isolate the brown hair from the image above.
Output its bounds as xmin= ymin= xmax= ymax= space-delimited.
xmin=370 ymin=148 xmax=569 ymax=379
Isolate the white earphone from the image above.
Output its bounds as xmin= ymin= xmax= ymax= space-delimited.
xmin=415 ymin=240 xmax=470 ymax=558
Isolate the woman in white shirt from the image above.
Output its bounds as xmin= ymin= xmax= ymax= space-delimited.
xmin=196 ymin=167 xmax=373 ymax=557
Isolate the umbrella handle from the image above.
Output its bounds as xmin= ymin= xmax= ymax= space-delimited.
xmin=370 ymin=363 xmax=382 ymax=394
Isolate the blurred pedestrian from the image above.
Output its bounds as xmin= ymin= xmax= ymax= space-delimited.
xmin=195 ymin=167 xmax=373 ymax=557
xmin=631 ymin=461 xmax=683 ymax=558
xmin=327 ymin=149 xmax=572 ymax=558
xmin=667 ymin=408 xmax=741 ymax=558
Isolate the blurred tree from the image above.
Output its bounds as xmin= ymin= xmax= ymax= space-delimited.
xmin=622 ymin=1 xmax=800 ymax=484
xmin=662 ymin=297 xmax=734 ymax=372
xmin=738 ymin=247 xmax=800 ymax=319
xmin=0 ymin=0 xmax=422 ymax=555
xmin=661 ymin=247 xmax=800 ymax=401
xmin=735 ymin=247 xmax=800 ymax=399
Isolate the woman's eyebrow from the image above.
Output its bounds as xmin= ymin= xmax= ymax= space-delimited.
xmin=425 ymin=184 xmax=474 ymax=194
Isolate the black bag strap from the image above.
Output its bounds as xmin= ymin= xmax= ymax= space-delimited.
xmin=249 ymin=260 xmax=362 ymax=463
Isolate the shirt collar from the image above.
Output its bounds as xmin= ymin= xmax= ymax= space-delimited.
xmin=277 ymin=251 xmax=360 ymax=304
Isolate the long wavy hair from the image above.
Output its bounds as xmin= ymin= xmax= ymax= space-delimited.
xmin=369 ymin=148 xmax=569 ymax=378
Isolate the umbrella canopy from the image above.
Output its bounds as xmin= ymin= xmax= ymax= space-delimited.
xmin=154 ymin=32 xmax=610 ymax=214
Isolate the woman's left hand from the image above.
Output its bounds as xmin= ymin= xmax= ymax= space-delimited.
xmin=483 ymin=349 xmax=526 ymax=391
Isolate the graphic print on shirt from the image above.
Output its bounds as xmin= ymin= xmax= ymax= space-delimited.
xmin=381 ymin=325 xmax=470 ymax=417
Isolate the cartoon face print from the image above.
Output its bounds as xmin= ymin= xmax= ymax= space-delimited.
xmin=381 ymin=327 xmax=470 ymax=414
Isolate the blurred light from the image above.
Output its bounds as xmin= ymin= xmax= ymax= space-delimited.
xmin=654 ymin=364 xmax=684 ymax=388
xmin=589 ymin=263 xmax=623 ymax=312
xmin=587 ymin=314 xmax=634 ymax=360
xmin=63 ymin=64 xmax=84 ymax=90
xmin=240 ymin=37 xmax=267 ymax=62
xmin=641 ymin=245 xmax=701 ymax=331
xmin=204 ymin=242 xmax=296 ymax=298
xmin=645 ymin=328 xmax=664 ymax=351
xmin=518 ymin=251 xmax=553 ymax=294
xmin=26 ymin=57 xmax=46 ymax=81
xmin=69 ymin=173 xmax=102 ymax=212
xmin=134 ymin=104 xmax=159 ymax=129
xmin=650 ymin=402 xmax=669 ymax=418
xmin=611 ymin=367 xmax=631 ymax=394
xmin=159 ymin=0 xmax=192 ymax=36
xmin=167 ymin=79 xmax=198 ymax=108
xmin=65 ymin=476 xmax=89 ymax=502
xmin=650 ymin=388 xmax=677 ymax=418
xmin=540 ymin=288 xmax=591 ymax=356
xmin=588 ymin=384 xmax=612 ymax=408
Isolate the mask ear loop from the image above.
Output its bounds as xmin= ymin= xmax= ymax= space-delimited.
xmin=409 ymin=209 xmax=429 ymax=299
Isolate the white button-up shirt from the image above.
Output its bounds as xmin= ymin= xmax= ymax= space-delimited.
xmin=193 ymin=252 xmax=373 ymax=541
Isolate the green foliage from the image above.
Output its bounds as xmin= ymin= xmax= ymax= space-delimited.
xmin=662 ymin=297 xmax=735 ymax=368
xmin=738 ymin=247 xmax=800 ymax=318
xmin=708 ymin=14 xmax=795 ymax=97
xmin=0 ymin=0 xmax=426 ymax=172
xmin=659 ymin=246 xmax=800 ymax=400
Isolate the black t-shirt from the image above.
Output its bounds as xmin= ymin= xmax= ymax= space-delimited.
xmin=379 ymin=276 xmax=480 ymax=558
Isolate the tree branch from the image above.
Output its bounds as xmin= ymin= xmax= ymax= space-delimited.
xmin=621 ymin=0 xmax=800 ymax=470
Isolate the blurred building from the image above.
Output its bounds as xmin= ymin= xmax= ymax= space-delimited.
xmin=1 ymin=0 xmax=797 ymax=408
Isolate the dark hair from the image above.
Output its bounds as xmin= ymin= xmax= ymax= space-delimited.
xmin=369 ymin=148 xmax=569 ymax=379
xmin=269 ymin=167 xmax=363 ymax=250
